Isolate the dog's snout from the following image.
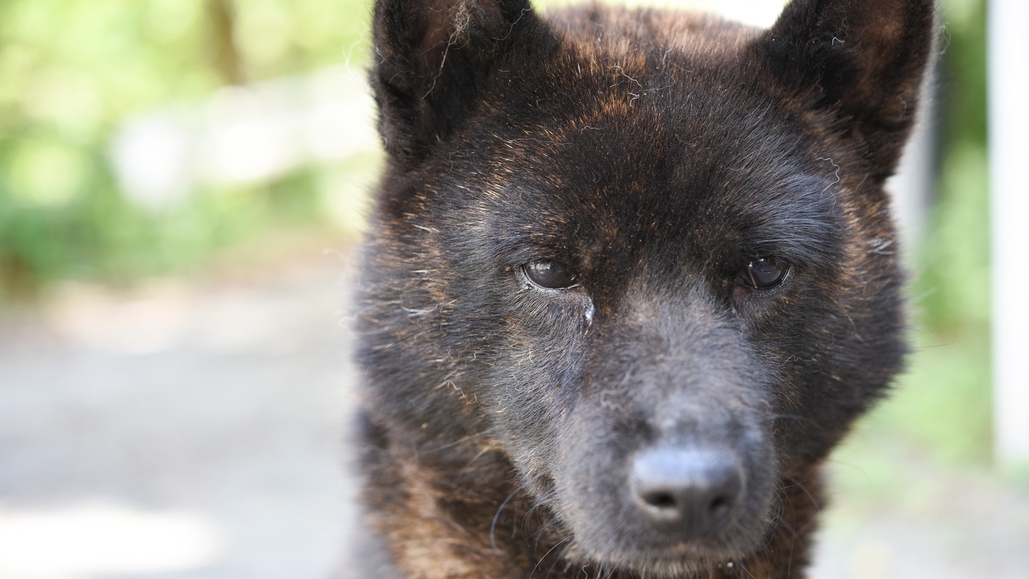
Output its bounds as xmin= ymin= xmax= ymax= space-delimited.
xmin=630 ymin=446 xmax=745 ymax=538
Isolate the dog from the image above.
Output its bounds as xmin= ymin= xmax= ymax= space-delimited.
xmin=351 ymin=0 xmax=934 ymax=577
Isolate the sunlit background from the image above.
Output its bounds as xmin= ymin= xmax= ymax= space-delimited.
xmin=0 ymin=0 xmax=1023 ymax=578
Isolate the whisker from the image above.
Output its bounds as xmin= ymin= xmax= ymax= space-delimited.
xmin=532 ymin=537 xmax=571 ymax=579
xmin=776 ymin=486 xmax=807 ymax=551
xmin=760 ymin=413 xmax=817 ymax=425
xmin=416 ymin=431 xmax=488 ymax=456
xmin=492 ymin=471 xmax=550 ymax=554
xmin=460 ymin=443 xmax=497 ymax=472
xmin=491 ymin=483 xmax=528 ymax=554
xmin=374 ymin=327 xmax=432 ymax=351
xmin=784 ymin=476 xmax=821 ymax=510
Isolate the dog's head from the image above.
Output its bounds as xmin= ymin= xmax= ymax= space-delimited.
xmin=359 ymin=0 xmax=933 ymax=574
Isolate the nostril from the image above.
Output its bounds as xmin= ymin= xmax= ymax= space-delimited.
xmin=642 ymin=491 xmax=678 ymax=509
xmin=708 ymin=494 xmax=731 ymax=521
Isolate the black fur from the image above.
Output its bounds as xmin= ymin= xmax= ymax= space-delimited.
xmin=353 ymin=0 xmax=935 ymax=577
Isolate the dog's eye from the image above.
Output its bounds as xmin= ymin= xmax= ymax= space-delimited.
xmin=523 ymin=260 xmax=577 ymax=289
xmin=740 ymin=256 xmax=789 ymax=289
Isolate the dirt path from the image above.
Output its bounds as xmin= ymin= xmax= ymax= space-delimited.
xmin=0 ymin=251 xmax=360 ymax=579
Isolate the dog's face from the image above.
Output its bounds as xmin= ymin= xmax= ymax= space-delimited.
xmin=360 ymin=0 xmax=933 ymax=575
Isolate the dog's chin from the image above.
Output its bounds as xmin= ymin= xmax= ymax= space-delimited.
xmin=567 ymin=530 xmax=763 ymax=579
xmin=554 ymin=495 xmax=773 ymax=579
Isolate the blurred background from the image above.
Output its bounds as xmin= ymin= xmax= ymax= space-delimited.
xmin=0 ymin=0 xmax=1024 ymax=578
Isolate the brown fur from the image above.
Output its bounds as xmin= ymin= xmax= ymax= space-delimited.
xmin=363 ymin=424 xmax=823 ymax=579
xmin=352 ymin=0 xmax=935 ymax=577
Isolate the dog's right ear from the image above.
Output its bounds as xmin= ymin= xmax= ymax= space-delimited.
xmin=751 ymin=0 xmax=935 ymax=181
xmin=371 ymin=0 xmax=549 ymax=169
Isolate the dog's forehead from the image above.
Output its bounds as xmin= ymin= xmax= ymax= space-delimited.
xmin=456 ymin=84 xmax=840 ymax=280
xmin=476 ymin=63 xmax=824 ymax=244
xmin=482 ymin=15 xmax=802 ymax=205
xmin=426 ymin=10 xmax=844 ymax=273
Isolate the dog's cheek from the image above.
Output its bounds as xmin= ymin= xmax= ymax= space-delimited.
xmin=480 ymin=288 xmax=594 ymax=482
xmin=752 ymin=257 xmax=904 ymax=471
xmin=553 ymin=401 xmax=648 ymax=546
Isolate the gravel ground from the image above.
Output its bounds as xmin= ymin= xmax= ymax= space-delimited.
xmin=0 ymin=251 xmax=1026 ymax=579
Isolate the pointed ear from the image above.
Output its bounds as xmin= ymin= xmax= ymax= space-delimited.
xmin=752 ymin=0 xmax=935 ymax=180
xmin=371 ymin=0 xmax=548 ymax=168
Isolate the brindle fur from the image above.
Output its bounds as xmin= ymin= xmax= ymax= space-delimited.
xmin=352 ymin=0 xmax=935 ymax=577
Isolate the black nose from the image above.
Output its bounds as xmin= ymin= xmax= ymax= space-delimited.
xmin=630 ymin=446 xmax=745 ymax=538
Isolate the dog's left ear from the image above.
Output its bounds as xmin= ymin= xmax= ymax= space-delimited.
xmin=752 ymin=0 xmax=935 ymax=180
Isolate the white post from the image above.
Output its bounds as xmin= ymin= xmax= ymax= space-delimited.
xmin=888 ymin=92 xmax=934 ymax=262
xmin=989 ymin=0 xmax=1029 ymax=469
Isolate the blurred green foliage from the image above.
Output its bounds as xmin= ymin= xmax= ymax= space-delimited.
xmin=838 ymin=0 xmax=992 ymax=470
xmin=0 ymin=0 xmax=374 ymax=298
xmin=0 ymin=0 xmax=993 ymax=468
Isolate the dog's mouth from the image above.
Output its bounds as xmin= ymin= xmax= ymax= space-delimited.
xmin=558 ymin=489 xmax=774 ymax=578
xmin=544 ymin=437 xmax=777 ymax=577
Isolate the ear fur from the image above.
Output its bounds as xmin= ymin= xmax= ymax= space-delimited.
xmin=371 ymin=0 xmax=551 ymax=169
xmin=752 ymin=0 xmax=936 ymax=180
